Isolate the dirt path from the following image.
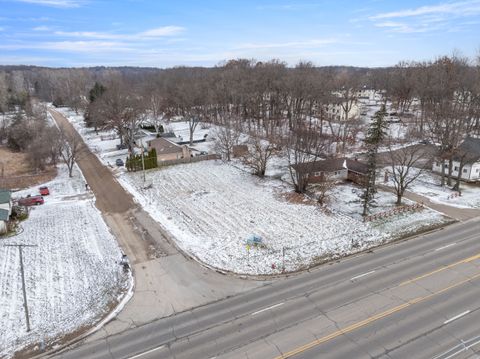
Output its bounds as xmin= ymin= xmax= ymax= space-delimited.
xmin=48 ymin=108 xmax=263 ymax=343
xmin=378 ymin=184 xmax=480 ymax=221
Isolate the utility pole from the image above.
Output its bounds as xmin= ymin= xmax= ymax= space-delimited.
xmin=140 ymin=139 xmax=146 ymax=185
xmin=138 ymin=138 xmax=146 ymax=183
xmin=4 ymin=244 xmax=37 ymax=332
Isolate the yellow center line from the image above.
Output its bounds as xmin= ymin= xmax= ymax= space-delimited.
xmin=398 ymin=252 xmax=480 ymax=287
xmin=273 ymin=272 xmax=480 ymax=359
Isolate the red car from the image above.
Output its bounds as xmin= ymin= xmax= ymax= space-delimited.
xmin=18 ymin=195 xmax=44 ymax=206
xmin=39 ymin=186 xmax=50 ymax=196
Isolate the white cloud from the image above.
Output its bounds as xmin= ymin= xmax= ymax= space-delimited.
xmin=235 ymin=38 xmax=338 ymax=50
xmin=370 ymin=0 xmax=480 ymax=20
xmin=138 ymin=26 xmax=185 ymax=37
xmin=54 ymin=30 xmax=123 ymax=39
xmin=13 ymin=0 xmax=86 ymax=8
xmin=369 ymin=0 xmax=480 ymax=33
xmin=33 ymin=25 xmax=51 ymax=31
xmin=53 ymin=26 xmax=186 ymax=40
xmin=0 ymin=41 xmax=134 ymax=53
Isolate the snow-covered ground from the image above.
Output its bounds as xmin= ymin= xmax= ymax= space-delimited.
xmin=382 ymin=167 xmax=480 ymax=209
xmin=0 ymin=164 xmax=129 ymax=358
xmin=120 ymin=161 xmax=388 ymax=275
xmin=328 ymin=183 xmax=450 ymax=237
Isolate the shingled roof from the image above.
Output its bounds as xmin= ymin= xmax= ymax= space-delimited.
xmin=147 ymin=137 xmax=183 ymax=155
xmin=454 ymin=137 xmax=480 ymax=162
xmin=291 ymin=158 xmax=368 ymax=175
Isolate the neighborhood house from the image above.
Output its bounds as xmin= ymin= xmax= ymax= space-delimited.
xmin=432 ymin=137 xmax=480 ymax=182
xmin=291 ymin=158 xmax=368 ymax=185
xmin=0 ymin=189 xmax=12 ymax=234
xmin=147 ymin=137 xmax=191 ymax=162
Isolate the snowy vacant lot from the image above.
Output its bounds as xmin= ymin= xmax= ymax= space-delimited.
xmin=0 ymin=165 xmax=128 ymax=358
xmin=121 ymin=161 xmax=387 ymax=275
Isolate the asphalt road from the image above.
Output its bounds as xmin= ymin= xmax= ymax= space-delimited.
xmin=52 ymin=217 xmax=480 ymax=359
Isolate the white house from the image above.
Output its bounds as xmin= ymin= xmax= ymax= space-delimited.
xmin=0 ymin=189 xmax=12 ymax=234
xmin=324 ymin=102 xmax=361 ymax=122
xmin=432 ymin=137 xmax=480 ymax=182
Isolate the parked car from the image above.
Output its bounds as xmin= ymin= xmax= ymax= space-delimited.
xmin=39 ymin=186 xmax=50 ymax=196
xmin=115 ymin=158 xmax=124 ymax=166
xmin=18 ymin=195 xmax=44 ymax=206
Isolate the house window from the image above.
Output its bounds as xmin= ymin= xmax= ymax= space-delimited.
xmin=477 ymin=168 xmax=480 ymax=173
xmin=444 ymin=164 xmax=448 ymax=168
xmin=454 ymin=166 xmax=459 ymax=171
xmin=463 ymin=168 xmax=468 ymax=173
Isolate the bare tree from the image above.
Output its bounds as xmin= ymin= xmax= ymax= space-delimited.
xmin=313 ymin=173 xmax=335 ymax=206
xmin=242 ymin=134 xmax=276 ymax=177
xmin=213 ymin=120 xmax=240 ymax=161
xmin=388 ymin=145 xmax=430 ymax=205
xmin=59 ymin=128 xmax=83 ymax=177
xmin=287 ymin=125 xmax=330 ymax=193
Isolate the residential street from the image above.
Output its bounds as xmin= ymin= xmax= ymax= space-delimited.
xmin=48 ymin=109 xmax=264 ymax=341
xmin=52 ymin=217 xmax=480 ymax=359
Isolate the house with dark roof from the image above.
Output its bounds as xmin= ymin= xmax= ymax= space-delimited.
xmin=147 ymin=137 xmax=191 ymax=162
xmin=0 ymin=189 xmax=12 ymax=235
xmin=291 ymin=158 xmax=368 ymax=185
xmin=432 ymin=137 xmax=480 ymax=182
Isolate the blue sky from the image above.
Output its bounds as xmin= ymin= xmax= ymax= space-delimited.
xmin=0 ymin=0 xmax=479 ymax=68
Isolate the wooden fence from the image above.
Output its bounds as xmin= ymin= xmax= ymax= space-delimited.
xmin=158 ymin=154 xmax=221 ymax=167
xmin=364 ymin=202 xmax=424 ymax=222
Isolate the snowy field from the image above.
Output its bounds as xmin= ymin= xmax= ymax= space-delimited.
xmin=120 ymin=161 xmax=388 ymax=275
xmin=0 ymin=165 xmax=129 ymax=358
xmin=382 ymin=167 xmax=480 ymax=209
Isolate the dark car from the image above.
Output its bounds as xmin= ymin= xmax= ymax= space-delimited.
xmin=18 ymin=195 xmax=44 ymax=206
xmin=39 ymin=186 xmax=50 ymax=196
xmin=115 ymin=158 xmax=124 ymax=166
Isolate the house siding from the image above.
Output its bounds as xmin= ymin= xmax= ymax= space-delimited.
xmin=432 ymin=159 xmax=480 ymax=182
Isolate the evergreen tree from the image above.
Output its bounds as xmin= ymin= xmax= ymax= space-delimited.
xmin=88 ymin=82 xmax=106 ymax=103
xmin=362 ymin=105 xmax=388 ymax=216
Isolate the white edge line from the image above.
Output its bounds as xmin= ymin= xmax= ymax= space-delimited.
xmin=127 ymin=345 xmax=165 ymax=359
xmin=434 ymin=336 xmax=480 ymax=359
xmin=435 ymin=243 xmax=457 ymax=251
xmin=350 ymin=270 xmax=375 ymax=281
xmin=443 ymin=310 xmax=470 ymax=325
xmin=251 ymin=302 xmax=284 ymax=316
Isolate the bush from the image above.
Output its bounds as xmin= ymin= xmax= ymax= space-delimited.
xmin=126 ymin=148 xmax=158 ymax=172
